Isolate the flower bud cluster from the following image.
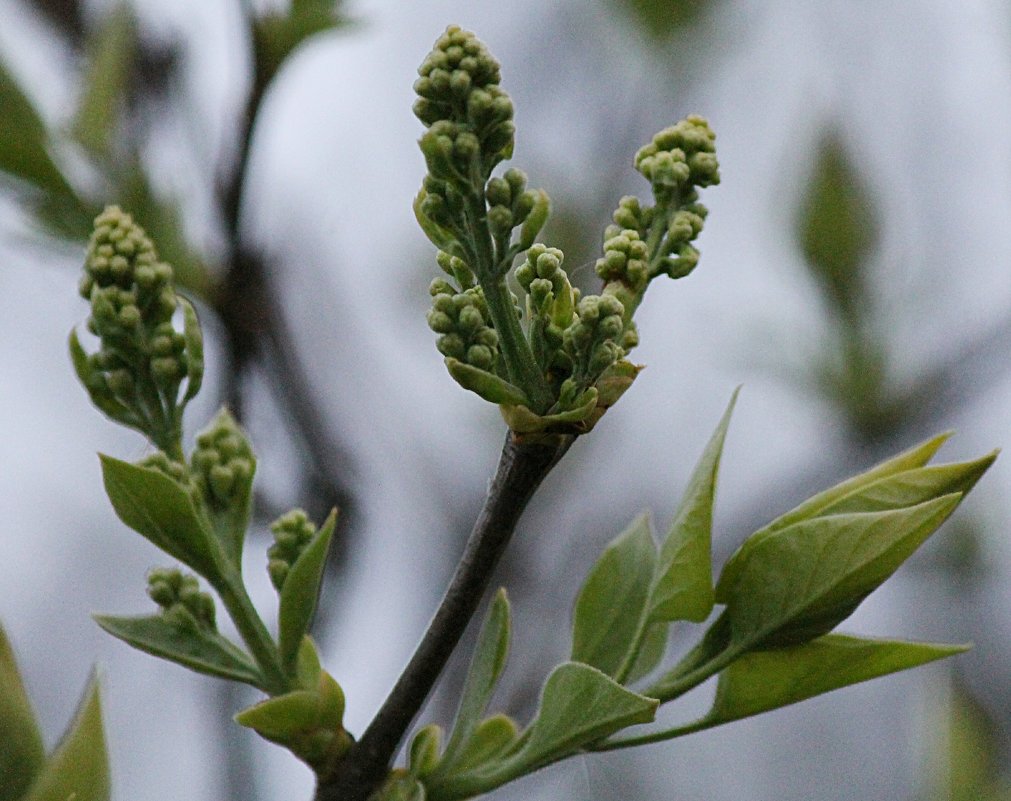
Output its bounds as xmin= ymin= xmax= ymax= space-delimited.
xmin=414 ymin=25 xmax=514 ymax=182
xmin=515 ymin=245 xmax=574 ymax=373
xmin=563 ymin=294 xmax=626 ymax=387
xmin=147 ymin=567 xmax=216 ymax=631
xmin=427 ymin=281 xmax=500 ymax=372
xmin=140 ymin=452 xmax=190 ymax=484
xmin=267 ymin=509 xmax=318 ymax=591
xmin=74 ymin=206 xmax=203 ymax=454
xmin=592 ymin=115 xmax=719 ymax=318
xmin=635 ymin=115 xmax=719 ymax=196
xmin=190 ymin=410 xmax=254 ymax=513
xmin=595 ymin=227 xmax=650 ymax=293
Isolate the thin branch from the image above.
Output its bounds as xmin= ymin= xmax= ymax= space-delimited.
xmin=315 ymin=432 xmax=574 ymax=801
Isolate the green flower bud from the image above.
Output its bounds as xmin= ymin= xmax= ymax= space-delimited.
xmin=487 ymin=205 xmax=513 ymax=237
xmin=485 ymin=176 xmax=511 ymax=207
xmin=504 ymin=167 xmax=527 ymax=197
xmin=437 ymin=333 xmax=466 ymax=359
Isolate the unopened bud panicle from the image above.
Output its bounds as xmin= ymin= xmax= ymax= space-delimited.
xmin=414 ymin=28 xmax=719 ymax=433
xmin=191 ymin=409 xmax=255 ymax=513
xmin=72 ymin=206 xmax=204 ymax=458
xmin=596 ymin=116 xmax=720 ymax=344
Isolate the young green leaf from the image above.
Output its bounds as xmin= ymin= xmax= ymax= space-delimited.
xmin=451 ymin=714 xmax=518 ymax=773
xmin=22 ymin=674 xmax=109 ymax=801
xmin=571 ymin=514 xmax=657 ymax=678
xmin=704 ymin=634 xmax=965 ymax=726
xmin=648 ymin=388 xmax=738 ymax=624
xmin=409 ymin=724 xmax=443 ymax=778
xmin=376 ymin=773 xmax=427 ymax=801
xmin=0 ymin=60 xmax=78 ymax=202
xmin=601 ymin=634 xmax=964 ymax=750
xmin=235 ymin=690 xmax=322 ymax=740
xmin=434 ymin=589 xmax=512 ymax=777
xmin=94 ymin=614 xmax=263 ymax=688
xmin=100 ymin=454 xmax=221 ymax=581
xmin=279 ymin=509 xmax=337 ymax=672
xmin=180 ymin=297 xmax=204 ymax=402
xmin=809 ymin=453 xmax=996 ymax=517
xmin=0 ymin=623 xmax=45 ymax=801
xmin=429 ymin=664 xmax=656 ymax=801
xmin=71 ymin=5 xmax=136 ymax=159
xmin=716 ymin=432 xmax=954 ymax=602
xmin=798 ymin=133 xmax=879 ymax=325
xmin=722 ymin=494 xmax=962 ymax=649
xmin=497 ymin=662 xmax=656 ymax=776
xmin=445 ymin=358 xmax=530 ymax=406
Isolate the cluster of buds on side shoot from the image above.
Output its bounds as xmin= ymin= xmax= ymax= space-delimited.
xmin=70 ymin=205 xmax=203 ymax=459
xmin=268 ymin=509 xmax=318 ymax=592
xmin=147 ymin=567 xmax=217 ymax=633
xmin=413 ymin=27 xmax=718 ymax=436
xmin=190 ymin=409 xmax=256 ymax=567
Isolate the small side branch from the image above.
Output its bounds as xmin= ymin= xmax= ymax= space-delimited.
xmin=315 ymin=432 xmax=573 ymax=801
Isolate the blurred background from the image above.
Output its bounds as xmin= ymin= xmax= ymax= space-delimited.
xmin=2 ymin=0 xmax=1011 ymax=799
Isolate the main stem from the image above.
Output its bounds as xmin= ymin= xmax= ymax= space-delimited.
xmin=315 ymin=432 xmax=573 ymax=801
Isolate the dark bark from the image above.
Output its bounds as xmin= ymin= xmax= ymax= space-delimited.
xmin=315 ymin=433 xmax=573 ymax=801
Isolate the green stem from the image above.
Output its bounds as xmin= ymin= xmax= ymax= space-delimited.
xmin=216 ymin=575 xmax=288 ymax=695
xmin=463 ymin=194 xmax=553 ymax=412
xmin=590 ymin=715 xmax=717 ymax=752
xmin=315 ymin=434 xmax=573 ymax=801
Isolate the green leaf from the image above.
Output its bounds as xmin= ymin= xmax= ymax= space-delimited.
xmin=94 ymin=613 xmax=263 ymax=687
xmin=409 ymin=724 xmax=442 ymax=778
xmin=254 ymin=0 xmax=347 ymax=85
xmin=607 ymin=634 xmax=965 ymax=749
xmin=452 ymin=714 xmax=518 ymax=773
xmin=180 ymin=297 xmax=204 ymax=403
xmin=414 ymin=189 xmax=458 ymax=252
xmin=704 ymin=634 xmax=965 ymax=726
xmin=715 ymin=432 xmax=952 ymax=601
xmin=71 ymin=4 xmax=136 ymax=159
xmin=0 ymin=59 xmax=75 ymax=200
xmin=445 ymin=358 xmax=530 ymax=406
xmin=235 ymin=690 xmax=321 ymax=739
xmin=278 ymin=509 xmax=337 ymax=672
xmin=623 ymin=621 xmax=668 ymax=684
xmin=499 ymin=388 xmax=599 ymax=434
xmin=722 ymin=495 xmax=962 ymax=649
xmin=809 ymin=452 xmax=997 ymax=517
xmin=517 ymin=189 xmax=550 ymax=250
xmin=435 ymin=589 xmax=511 ymax=777
xmin=609 ymin=0 xmax=715 ymax=40
xmin=797 ymin=132 xmax=879 ymax=325
xmin=22 ymin=674 xmax=109 ymax=801
xmin=649 ymin=388 xmax=737 ymax=624
xmin=100 ymin=454 xmax=221 ymax=581
xmin=375 ymin=773 xmax=427 ymax=801
xmin=571 ymin=514 xmax=657 ymax=678
xmin=500 ymin=662 xmax=656 ymax=775
xmin=0 ymin=623 xmax=45 ymax=801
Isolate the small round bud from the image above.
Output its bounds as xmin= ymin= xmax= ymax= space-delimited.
xmin=487 ymin=205 xmax=513 ymax=237
xmin=485 ymin=177 xmax=511 ymax=207
xmin=437 ymin=333 xmax=466 ymax=359
xmin=427 ymin=310 xmax=455 ymax=334
xmin=466 ymin=344 xmax=494 ymax=370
